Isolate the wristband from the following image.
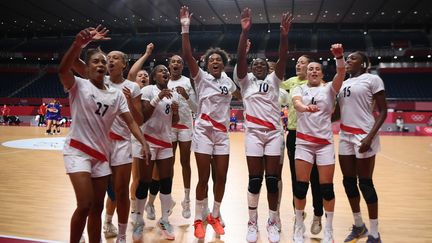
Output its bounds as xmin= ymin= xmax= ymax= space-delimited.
xmin=336 ymin=57 xmax=345 ymax=68
xmin=150 ymin=96 xmax=161 ymax=107
xmin=181 ymin=25 xmax=189 ymax=34
xmin=180 ymin=17 xmax=190 ymax=34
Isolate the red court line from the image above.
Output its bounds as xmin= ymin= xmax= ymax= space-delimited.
xmin=0 ymin=235 xmax=62 ymax=243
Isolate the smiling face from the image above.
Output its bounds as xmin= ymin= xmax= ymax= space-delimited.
xmin=206 ymin=53 xmax=225 ymax=78
xmin=169 ymin=55 xmax=184 ymax=79
xmin=135 ymin=70 xmax=149 ymax=88
xmin=106 ymin=51 xmax=127 ymax=76
xmin=251 ymin=58 xmax=269 ymax=80
xmin=346 ymin=52 xmax=367 ymax=76
xmin=151 ymin=65 xmax=170 ymax=89
xmin=86 ymin=52 xmax=108 ymax=84
xmin=295 ymin=55 xmax=311 ymax=80
xmin=306 ymin=62 xmax=324 ymax=87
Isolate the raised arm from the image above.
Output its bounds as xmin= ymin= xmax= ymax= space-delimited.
xmin=330 ymin=43 xmax=346 ymax=93
xmin=236 ymin=8 xmax=252 ymax=80
xmin=275 ymin=12 xmax=293 ymax=80
xmin=180 ymin=6 xmax=199 ymax=78
xmin=127 ymin=43 xmax=154 ymax=80
xmin=59 ymin=28 xmax=96 ymax=90
xmin=71 ymin=25 xmax=110 ymax=78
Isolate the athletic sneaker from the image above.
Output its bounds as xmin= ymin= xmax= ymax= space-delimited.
xmin=366 ymin=233 xmax=382 ymax=243
xmin=103 ymin=221 xmax=118 ymax=238
xmin=132 ymin=221 xmax=145 ymax=241
xmin=246 ymin=220 xmax=258 ymax=243
xmin=145 ymin=203 xmax=156 ymax=220
xmin=181 ymin=200 xmax=191 ymax=218
xmin=293 ymin=223 xmax=306 ymax=243
xmin=311 ymin=215 xmax=322 ymax=234
xmin=206 ymin=214 xmax=225 ymax=235
xmin=193 ymin=219 xmax=206 ymax=239
xmin=266 ymin=219 xmax=280 ymax=243
xmin=158 ymin=219 xmax=175 ymax=240
xmin=344 ymin=224 xmax=368 ymax=242
xmin=115 ymin=234 xmax=126 ymax=243
xmin=321 ymin=227 xmax=334 ymax=243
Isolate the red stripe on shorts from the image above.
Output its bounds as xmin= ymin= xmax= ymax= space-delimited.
xmin=109 ymin=131 xmax=125 ymax=141
xmin=340 ymin=124 xmax=367 ymax=134
xmin=144 ymin=134 xmax=172 ymax=148
xmin=296 ymin=132 xmax=331 ymax=145
xmin=172 ymin=123 xmax=189 ymax=129
xmin=70 ymin=139 xmax=108 ymax=162
xmin=200 ymin=114 xmax=227 ymax=132
xmin=245 ymin=114 xmax=276 ymax=130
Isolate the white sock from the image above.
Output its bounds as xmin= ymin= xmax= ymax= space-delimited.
xmin=184 ymin=188 xmax=190 ymax=202
xmin=269 ymin=210 xmax=278 ymax=222
xmin=295 ymin=209 xmax=304 ymax=226
xmin=118 ymin=223 xmax=127 ymax=236
xmin=148 ymin=193 xmax=156 ymax=205
xmin=353 ymin=212 xmax=364 ymax=227
xmin=325 ymin=211 xmax=334 ymax=230
xmin=136 ymin=198 xmax=147 ymax=224
xmin=203 ymin=197 xmax=208 ymax=210
xmin=369 ymin=219 xmax=379 ymax=238
xmin=105 ymin=214 xmax=113 ymax=223
xmin=277 ymin=179 xmax=283 ymax=212
xmin=131 ymin=198 xmax=137 ymax=213
xmin=160 ymin=193 xmax=172 ymax=222
xmin=247 ymin=191 xmax=259 ymax=222
xmin=212 ymin=201 xmax=221 ymax=218
xmin=195 ymin=199 xmax=204 ymax=221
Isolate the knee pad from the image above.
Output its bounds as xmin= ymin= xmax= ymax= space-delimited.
xmin=359 ymin=178 xmax=378 ymax=204
xmin=265 ymin=175 xmax=279 ymax=194
xmin=135 ymin=180 xmax=150 ymax=200
xmin=248 ymin=175 xmax=263 ymax=194
xmin=294 ymin=181 xmax=309 ymax=199
xmin=159 ymin=177 xmax=173 ymax=194
xmin=149 ymin=179 xmax=160 ymax=195
xmin=106 ymin=177 xmax=116 ymax=201
xmin=320 ymin=183 xmax=335 ymax=201
xmin=343 ymin=176 xmax=360 ymax=198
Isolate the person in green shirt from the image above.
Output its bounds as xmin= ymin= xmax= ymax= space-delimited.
xmin=280 ymin=54 xmax=324 ymax=235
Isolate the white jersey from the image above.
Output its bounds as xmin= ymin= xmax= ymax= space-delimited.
xmin=238 ymin=71 xmax=282 ymax=131
xmin=104 ymin=76 xmax=141 ymax=140
xmin=292 ymin=82 xmax=336 ymax=145
xmin=141 ymin=85 xmax=179 ymax=148
xmin=193 ymin=68 xmax=236 ymax=132
xmin=63 ymin=76 xmax=129 ymax=161
xmin=168 ymin=75 xmax=197 ymax=130
xmin=337 ymin=73 xmax=385 ymax=134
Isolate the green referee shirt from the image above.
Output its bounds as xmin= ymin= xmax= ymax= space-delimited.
xmin=280 ymin=76 xmax=308 ymax=130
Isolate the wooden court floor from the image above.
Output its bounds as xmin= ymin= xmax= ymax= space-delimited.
xmin=0 ymin=126 xmax=431 ymax=243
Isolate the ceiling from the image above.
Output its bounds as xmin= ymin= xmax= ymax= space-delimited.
xmin=0 ymin=0 xmax=430 ymax=36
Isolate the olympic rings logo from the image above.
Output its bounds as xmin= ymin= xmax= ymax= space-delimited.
xmin=411 ymin=114 xmax=425 ymax=122
xmin=424 ymin=127 xmax=432 ymax=133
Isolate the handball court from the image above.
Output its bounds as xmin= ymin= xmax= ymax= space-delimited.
xmin=0 ymin=126 xmax=431 ymax=243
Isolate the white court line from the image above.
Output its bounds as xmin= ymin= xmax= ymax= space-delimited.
xmin=0 ymin=235 xmax=63 ymax=243
xmin=378 ymin=153 xmax=432 ymax=172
